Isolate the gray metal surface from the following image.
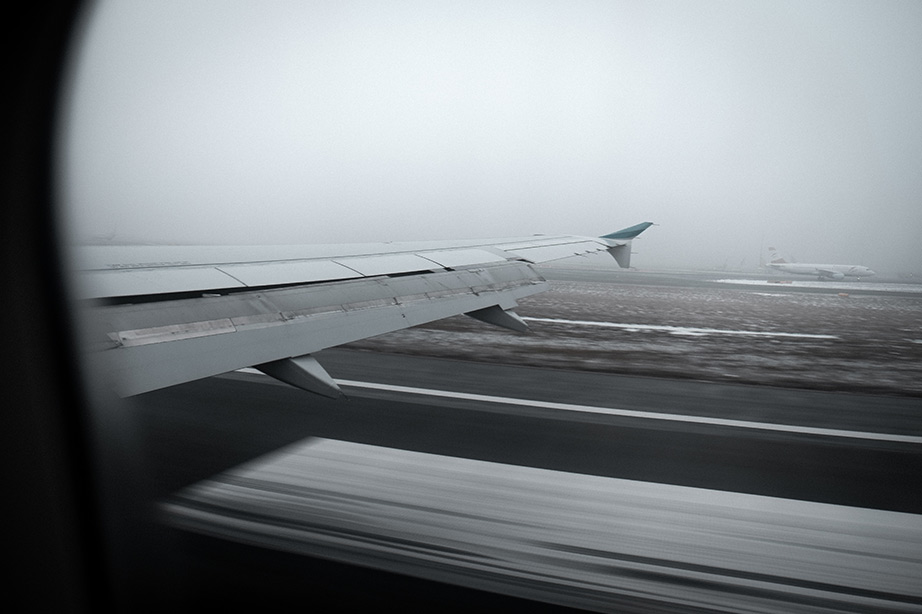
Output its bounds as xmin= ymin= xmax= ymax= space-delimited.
xmin=73 ymin=234 xmax=620 ymax=299
xmin=502 ymin=238 xmax=610 ymax=263
xmin=331 ymin=253 xmax=438 ymax=277
xmin=216 ymin=259 xmax=359 ymax=287
xmin=82 ymin=266 xmax=248 ymax=300
xmin=416 ymin=248 xmax=507 ymax=268
xmin=73 ymin=231 xmax=646 ymax=395
xmin=85 ymin=262 xmax=546 ymax=396
xmin=255 ymin=355 xmax=344 ymax=399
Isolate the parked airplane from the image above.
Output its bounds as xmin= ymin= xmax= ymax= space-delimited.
xmin=74 ymin=222 xmax=654 ymax=398
xmin=765 ymin=247 xmax=875 ymax=280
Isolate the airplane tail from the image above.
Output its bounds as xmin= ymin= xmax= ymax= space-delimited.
xmin=600 ymin=222 xmax=654 ymax=268
xmin=766 ymin=247 xmax=787 ymax=264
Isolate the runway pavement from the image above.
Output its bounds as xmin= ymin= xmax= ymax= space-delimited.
xmin=102 ymin=267 xmax=922 ymax=612
xmin=122 ymin=350 xmax=922 ymax=612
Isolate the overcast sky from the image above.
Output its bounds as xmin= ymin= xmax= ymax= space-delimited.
xmin=58 ymin=0 xmax=922 ymax=274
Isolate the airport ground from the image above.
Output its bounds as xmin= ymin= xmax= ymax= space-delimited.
xmin=112 ymin=268 xmax=922 ymax=612
xmin=347 ymin=266 xmax=922 ymax=397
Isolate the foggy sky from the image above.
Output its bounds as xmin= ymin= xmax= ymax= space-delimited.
xmin=58 ymin=1 xmax=922 ymax=275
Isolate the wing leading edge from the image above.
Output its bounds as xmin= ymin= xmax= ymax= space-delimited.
xmin=76 ymin=223 xmax=652 ymax=397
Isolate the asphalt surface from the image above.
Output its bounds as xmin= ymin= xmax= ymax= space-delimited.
xmin=103 ymin=269 xmax=922 ymax=612
xmin=115 ymin=350 xmax=921 ymax=612
xmin=136 ymin=353 xmax=922 ymax=512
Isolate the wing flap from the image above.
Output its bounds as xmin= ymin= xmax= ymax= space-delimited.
xmin=110 ymin=318 xmax=237 ymax=347
xmin=88 ymin=262 xmax=546 ymax=396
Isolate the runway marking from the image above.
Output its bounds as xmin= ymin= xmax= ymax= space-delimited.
xmin=521 ymin=317 xmax=839 ymax=339
xmin=714 ymin=278 xmax=922 ymax=293
xmin=335 ymin=379 xmax=922 ymax=444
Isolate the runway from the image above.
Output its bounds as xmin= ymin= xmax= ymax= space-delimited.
xmin=137 ymin=351 xmax=922 ymax=512
xmin=124 ymin=349 xmax=922 ymax=612
xmin=115 ymin=270 xmax=922 ymax=612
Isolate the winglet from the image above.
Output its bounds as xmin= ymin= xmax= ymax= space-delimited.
xmin=601 ymin=222 xmax=654 ymax=241
xmin=600 ymin=222 xmax=654 ymax=268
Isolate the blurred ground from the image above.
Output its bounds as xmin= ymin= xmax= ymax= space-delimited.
xmin=343 ymin=270 xmax=922 ymax=397
xmin=128 ymin=268 xmax=922 ymax=613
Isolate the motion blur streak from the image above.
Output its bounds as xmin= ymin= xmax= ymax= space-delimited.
xmin=163 ymin=438 xmax=922 ymax=614
xmin=522 ymin=316 xmax=840 ymax=339
xmin=335 ymin=379 xmax=922 ymax=444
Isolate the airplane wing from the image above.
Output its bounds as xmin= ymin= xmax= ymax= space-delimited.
xmin=814 ymin=267 xmax=845 ymax=280
xmin=74 ymin=223 xmax=653 ymax=397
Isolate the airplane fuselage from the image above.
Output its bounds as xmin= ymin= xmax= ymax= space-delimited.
xmin=767 ymin=262 xmax=875 ymax=280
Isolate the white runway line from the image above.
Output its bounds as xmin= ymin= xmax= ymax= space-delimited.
xmin=335 ymin=379 xmax=922 ymax=444
xmin=164 ymin=438 xmax=922 ymax=613
xmin=522 ymin=316 xmax=839 ymax=339
xmin=713 ymin=279 xmax=922 ymax=293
